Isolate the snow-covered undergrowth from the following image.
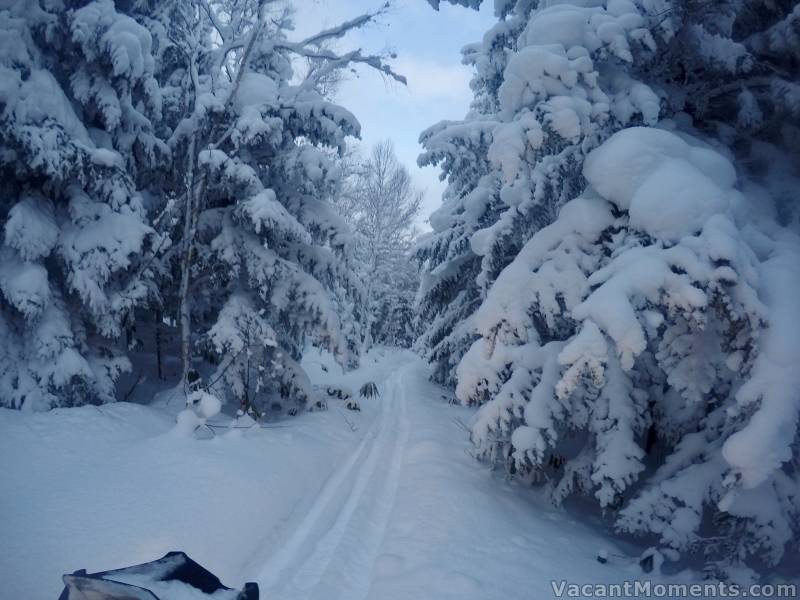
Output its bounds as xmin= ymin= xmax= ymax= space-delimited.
xmin=1 ymin=350 xmax=700 ymax=600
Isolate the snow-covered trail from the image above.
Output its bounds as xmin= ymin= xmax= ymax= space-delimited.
xmin=252 ymin=364 xmax=412 ymax=600
xmin=0 ymin=349 xmax=681 ymax=599
xmin=247 ymin=354 xmax=655 ymax=600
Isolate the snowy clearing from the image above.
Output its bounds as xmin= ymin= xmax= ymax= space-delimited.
xmin=1 ymin=350 xmax=693 ymax=600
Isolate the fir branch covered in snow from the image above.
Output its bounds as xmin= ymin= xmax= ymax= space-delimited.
xmin=421 ymin=0 xmax=800 ymax=577
xmin=0 ymin=0 xmax=164 ymax=409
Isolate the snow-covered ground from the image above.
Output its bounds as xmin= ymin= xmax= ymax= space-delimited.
xmin=3 ymin=349 xmax=693 ymax=600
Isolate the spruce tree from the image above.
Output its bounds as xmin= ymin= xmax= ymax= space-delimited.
xmin=424 ymin=0 xmax=800 ymax=577
xmin=0 ymin=0 xmax=165 ymax=409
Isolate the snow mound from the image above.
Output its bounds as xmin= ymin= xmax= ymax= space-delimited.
xmin=584 ymin=127 xmax=738 ymax=242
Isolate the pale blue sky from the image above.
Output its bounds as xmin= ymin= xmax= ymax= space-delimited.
xmin=291 ymin=0 xmax=495 ymax=227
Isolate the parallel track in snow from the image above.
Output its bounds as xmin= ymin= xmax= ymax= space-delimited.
xmin=254 ymin=367 xmax=411 ymax=600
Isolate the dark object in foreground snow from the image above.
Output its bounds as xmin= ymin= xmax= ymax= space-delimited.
xmin=326 ymin=385 xmax=352 ymax=400
xmin=359 ymin=381 xmax=379 ymax=399
xmin=58 ymin=551 xmax=258 ymax=600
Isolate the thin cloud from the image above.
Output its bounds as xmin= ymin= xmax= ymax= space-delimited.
xmin=392 ymin=57 xmax=472 ymax=103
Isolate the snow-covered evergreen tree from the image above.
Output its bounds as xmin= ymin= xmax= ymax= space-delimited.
xmin=417 ymin=0 xmax=661 ymax=385
xmin=415 ymin=115 xmax=498 ymax=385
xmin=138 ymin=0 xmax=403 ymax=415
xmin=0 ymin=0 xmax=166 ymax=410
xmin=424 ymin=0 xmax=800 ymax=576
xmin=0 ymin=0 xmax=404 ymax=413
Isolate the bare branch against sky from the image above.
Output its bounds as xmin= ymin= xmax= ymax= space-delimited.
xmin=291 ymin=0 xmax=494 ymax=228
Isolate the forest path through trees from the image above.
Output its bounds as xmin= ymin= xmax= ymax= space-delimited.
xmin=252 ymin=361 xmax=412 ymax=600
xmin=244 ymin=354 xmax=671 ymax=600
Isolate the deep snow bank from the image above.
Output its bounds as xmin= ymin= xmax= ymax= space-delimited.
xmin=0 ymin=349 xmax=395 ymax=599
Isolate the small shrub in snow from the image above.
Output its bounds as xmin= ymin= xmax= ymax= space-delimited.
xmin=326 ymin=386 xmax=353 ymax=400
xmin=187 ymin=391 xmax=222 ymax=420
xmin=359 ymin=382 xmax=380 ymax=399
xmin=173 ymin=390 xmax=223 ymax=436
xmin=309 ymin=398 xmax=328 ymax=412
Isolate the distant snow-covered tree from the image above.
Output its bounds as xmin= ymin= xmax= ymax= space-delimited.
xmin=0 ymin=0 xmax=166 ymax=410
xmin=340 ymin=141 xmax=421 ymax=349
xmin=368 ymin=241 xmax=420 ymax=348
xmin=424 ymin=0 xmax=800 ymax=577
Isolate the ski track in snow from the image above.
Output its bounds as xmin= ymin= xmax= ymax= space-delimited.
xmin=248 ymin=353 xmax=696 ymax=600
xmin=256 ymin=362 xmax=412 ymax=600
xmin=2 ymin=350 xmax=719 ymax=599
